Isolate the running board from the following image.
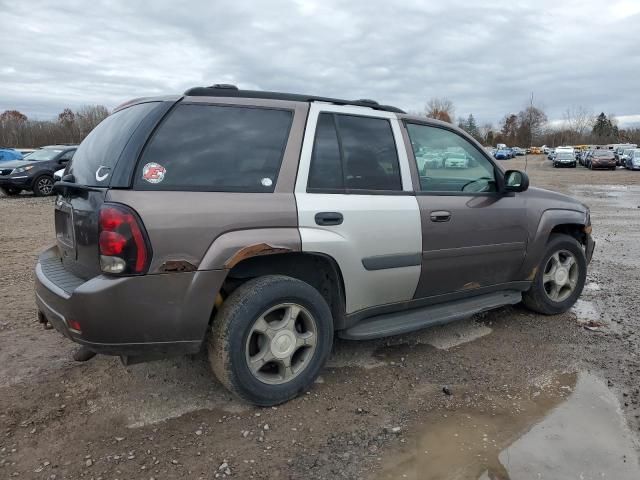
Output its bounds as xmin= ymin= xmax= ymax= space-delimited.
xmin=339 ymin=290 xmax=522 ymax=340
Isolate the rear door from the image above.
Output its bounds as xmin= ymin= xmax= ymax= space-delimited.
xmin=403 ymin=121 xmax=529 ymax=298
xmin=295 ymin=104 xmax=421 ymax=314
xmin=56 ymin=102 xmax=166 ymax=279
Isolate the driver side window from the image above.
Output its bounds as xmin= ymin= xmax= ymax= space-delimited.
xmin=406 ymin=123 xmax=497 ymax=193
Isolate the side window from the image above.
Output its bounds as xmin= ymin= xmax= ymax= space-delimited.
xmin=135 ymin=104 xmax=292 ymax=192
xmin=406 ymin=123 xmax=497 ymax=193
xmin=336 ymin=114 xmax=401 ymax=191
xmin=307 ymin=113 xmax=402 ymax=192
xmin=60 ymin=150 xmax=75 ymax=161
xmin=308 ymin=113 xmax=343 ymax=190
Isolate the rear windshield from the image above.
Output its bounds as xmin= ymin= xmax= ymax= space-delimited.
xmin=69 ymin=102 xmax=159 ymax=186
xmin=133 ymin=104 xmax=293 ymax=192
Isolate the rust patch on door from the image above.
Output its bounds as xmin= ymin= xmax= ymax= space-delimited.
xmin=224 ymin=243 xmax=292 ymax=269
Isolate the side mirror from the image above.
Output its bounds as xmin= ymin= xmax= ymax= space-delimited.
xmin=504 ymin=170 xmax=529 ymax=193
xmin=59 ymin=158 xmax=69 ymax=165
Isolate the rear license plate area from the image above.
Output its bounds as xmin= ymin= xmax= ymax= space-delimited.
xmin=54 ymin=200 xmax=75 ymax=251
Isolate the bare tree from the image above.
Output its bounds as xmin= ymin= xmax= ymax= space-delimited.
xmin=0 ymin=105 xmax=110 ymax=147
xmin=563 ymin=106 xmax=594 ymax=143
xmin=425 ymin=97 xmax=455 ymax=123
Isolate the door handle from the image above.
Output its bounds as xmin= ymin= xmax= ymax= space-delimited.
xmin=430 ymin=210 xmax=451 ymax=222
xmin=315 ymin=212 xmax=344 ymax=226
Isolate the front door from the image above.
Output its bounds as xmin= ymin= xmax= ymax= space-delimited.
xmin=295 ymin=104 xmax=422 ymax=314
xmin=403 ymin=122 xmax=529 ymax=298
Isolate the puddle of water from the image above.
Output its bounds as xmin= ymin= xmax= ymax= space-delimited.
xmin=570 ymin=184 xmax=640 ymax=210
xmin=377 ymin=372 xmax=640 ymax=480
xmin=571 ymin=299 xmax=600 ymax=323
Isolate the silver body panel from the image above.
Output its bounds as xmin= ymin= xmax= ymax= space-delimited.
xmin=295 ymin=103 xmax=422 ymax=313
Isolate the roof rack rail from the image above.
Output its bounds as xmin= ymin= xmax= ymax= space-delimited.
xmin=208 ymin=84 xmax=239 ymax=90
xmin=354 ymin=99 xmax=379 ymax=106
xmin=182 ymin=85 xmax=405 ymax=113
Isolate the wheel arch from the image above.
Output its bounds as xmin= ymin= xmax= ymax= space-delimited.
xmin=220 ymin=251 xmax=347 ymax=330
xmin=520 ymin=209 xmax=589 ymax=280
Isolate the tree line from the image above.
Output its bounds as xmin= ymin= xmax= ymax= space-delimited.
xmin=0 ymin=105 xmax=109 ymax=148
xmin=423 ymin=97 xmax=640 ymax=147
xmin=2 ymin=99 xmax=639 ymax=149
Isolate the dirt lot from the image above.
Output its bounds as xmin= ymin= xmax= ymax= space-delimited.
xmin=1 ymin=155 xmax=640 ymax=479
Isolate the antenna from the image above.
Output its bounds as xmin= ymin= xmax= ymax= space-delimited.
xmin=525 ymin=92 xmax=534 ymax=172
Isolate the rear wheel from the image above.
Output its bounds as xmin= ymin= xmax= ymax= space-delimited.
xmin=523 ymin=234 xmax=587 ymax=315
xmin=0 ymin=186 xmax=21 ymax=196
xmin=33 ymin=175 xmax=55 ymax=196
xmin=209 ymin=275 xmax=333 ymax=406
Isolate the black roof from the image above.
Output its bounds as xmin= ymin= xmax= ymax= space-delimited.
xmin=183 ymin=84 xmax=405 ymax=114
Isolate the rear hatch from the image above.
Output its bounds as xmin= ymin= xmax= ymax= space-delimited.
xmin=54 ymin=101 xmax=170 ymax=280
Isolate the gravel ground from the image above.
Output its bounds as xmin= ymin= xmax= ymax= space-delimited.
xmin=1 ymin=155 xmax=639 ymax=479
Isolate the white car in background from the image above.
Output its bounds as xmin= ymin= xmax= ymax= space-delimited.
xmin=444 ymin=152 xmax=469 ymax=168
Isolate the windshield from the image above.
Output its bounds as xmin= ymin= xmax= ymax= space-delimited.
xmin=25 ymin=149 xmax=62 ymax=161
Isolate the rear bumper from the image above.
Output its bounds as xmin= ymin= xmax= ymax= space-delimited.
xmin=35 ymin=246 xmax=227 ymax=356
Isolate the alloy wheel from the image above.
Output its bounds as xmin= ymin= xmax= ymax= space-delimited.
xmin=542 ymin=250 xmax=579 ymax=302
xmin=245 ymin=303 xmax=318 ymax=385
xmin=37 ymin=177 xmax=54 ymax=195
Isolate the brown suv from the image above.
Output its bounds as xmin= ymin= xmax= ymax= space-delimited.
xmin=36 ymin=85 xmax=595 ymax=405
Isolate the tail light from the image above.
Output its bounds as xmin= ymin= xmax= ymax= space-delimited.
xmin=99 ymin=204 xmax=151 ymax=275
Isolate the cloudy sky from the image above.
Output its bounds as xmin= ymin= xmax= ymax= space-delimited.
xmin=1 ymin=0 xmax=639 ymax=127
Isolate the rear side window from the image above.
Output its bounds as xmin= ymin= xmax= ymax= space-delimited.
xmin=308 ymin=114 xmax=343 ymax=190
xmin=134 ymin=104 xmax=293 ymax=192
xmin=69 ymin=102 xmax=159 ymax=186
xmin=307 ymin=113 xmax=402 ymax=192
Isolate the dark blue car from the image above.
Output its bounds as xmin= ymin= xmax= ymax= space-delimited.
xmin=494 ymin=149 xmax=511 ymax=160
xmin=0 ymin=148 xmax=23 ymax=162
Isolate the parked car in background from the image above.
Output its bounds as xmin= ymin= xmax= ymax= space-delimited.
xmin=512 ymin=147 xmax=525 ymax=156
xmin=588 ymin=150 xmax=616 ymax=170
xmin=0 ymin=145 xmax=77 ymax=196
xmin=443 ymin=151 xmax=469 ymax=168
xmin=614 ymin=144 xmax=637 ymax=165
xmin=496 ymin=143 xmax=507 ymax=150
xmin=625 ymin=149 xmax=640 ymax=170
xmin=548 ymin=148 xmax=556 ymax=160
xmin=15 ymin=148 xmax=37 ymax=157
xmin=494 ymin=149 xmax=511 ymax=160
xmin=577 ymin=150 xmax=590 ymax=166
xmin=0 ymin=148 xmax=23 ymax=162
xmin=620 ymin=148 xmax=636 ymax=168
xmin=34 ymin=85 xmax=594 ymax=406
xmin=553 ymin=152 xmax=577 ymax=168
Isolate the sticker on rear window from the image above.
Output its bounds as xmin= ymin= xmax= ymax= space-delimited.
xmin=142 ymin=162 xmax=166 ymax=184
xmin=95 ymin=166 xmax=111 ymax=182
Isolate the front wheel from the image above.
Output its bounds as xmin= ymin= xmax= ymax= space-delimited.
xmin=33 ymin=175 xmax=55 ymax=196
xmin=523 ymin=234 xmax=587 ymax=315
xmin=209 ymin=275 xmax=333 ymax=406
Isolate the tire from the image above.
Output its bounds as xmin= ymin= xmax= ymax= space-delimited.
xmin=0 ymin=186 xmax=21 ymax=196
xmin=33 ymin=175 xmax=55 ymax=196
xmin=523 ymin=234 xmax=587 ymax=315
xmin=209 ymin=275 xmax=333 ymax=406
